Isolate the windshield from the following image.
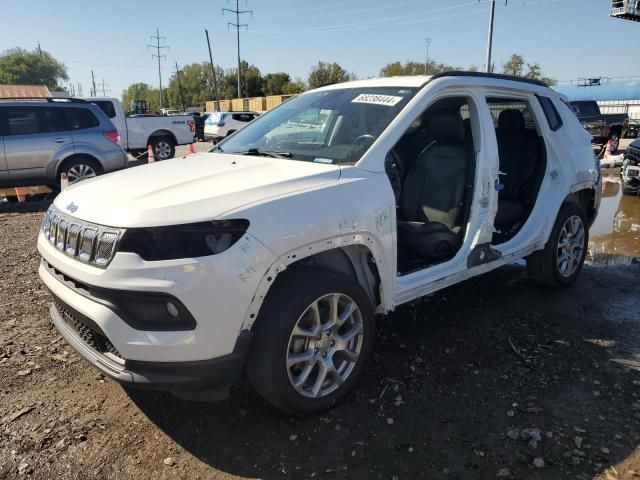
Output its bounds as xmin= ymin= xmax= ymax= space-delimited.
xmin=213 ymin=87 xmax=417 ymax=164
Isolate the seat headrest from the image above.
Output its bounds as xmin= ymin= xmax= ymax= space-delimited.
xmin=427 ymin=110 xmax=464 ymax=143
xmin=497 ymin=109 xmax=525 ymax=132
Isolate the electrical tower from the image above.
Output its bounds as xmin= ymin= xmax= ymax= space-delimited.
xmin=223 ymin=0 xmax=253 ymax=98
xmin=147 ymin=28 xmax=169 ymax=109
xmin=100 ymin=79 xmax=111 ymax=97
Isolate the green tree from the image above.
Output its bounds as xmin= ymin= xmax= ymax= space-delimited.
xmin=502 ymin=54 xmax=556 ymax=85
xmin=0 ymin=47 xmax=68 ymax=89
xmin=379 ymin=60 xmax=464 ymax=77
xmin=282 ymin=78 xmax=305 ymax=95
xmin=307 ymin=62 xmax=354 ymax=89
xmin=165 ymin=62 xmax=215 ymax=109
xmin=502 ymin=54 xmax=525 ymax=77
xmin=263 ymin=72 xmax=291 ymax=95
xmin=121 ymin=83 xmax=162 ymax=113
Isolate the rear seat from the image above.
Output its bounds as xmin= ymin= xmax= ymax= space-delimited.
xmin=494 ymin=110 xmax=538 ymax=229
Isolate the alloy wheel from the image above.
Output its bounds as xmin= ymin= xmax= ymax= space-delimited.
xmin=286 ymin=293 xmax=364 ymax=399
xmin=66 ymin=164 xmax=97 ymax=184
xmin=154 ymin=141 xmax=172 ymax=160
xmin=556 ymin=214 xmax=585 ymax=278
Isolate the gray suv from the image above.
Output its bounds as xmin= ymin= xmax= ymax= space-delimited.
xmin=0 ymin=98 xmax=128 ymax=189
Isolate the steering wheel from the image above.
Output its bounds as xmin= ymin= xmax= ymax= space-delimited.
xmin=354 ymin=134 xmax=376 ymax=147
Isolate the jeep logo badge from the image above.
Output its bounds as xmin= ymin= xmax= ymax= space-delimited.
xmin=66 ymin=202 xmax=78 ymax=213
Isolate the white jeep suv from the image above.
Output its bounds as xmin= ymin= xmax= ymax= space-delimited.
xmin=38 ymin=72 xmax=600 ymax=414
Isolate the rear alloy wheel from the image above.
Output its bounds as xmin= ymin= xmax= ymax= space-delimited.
xmin=61 ymin=158 xmax=101 ymax=185
xmin=526 ymin=203 xmax=588 ymax=287
xmin=247 ymin=268 xmax=375 ymax=414
xmin=152 ymin=137 xmax=175 ymax=160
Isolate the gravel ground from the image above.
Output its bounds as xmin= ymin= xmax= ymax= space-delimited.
xmin=1 ymin=202 xmax=640 ymax=480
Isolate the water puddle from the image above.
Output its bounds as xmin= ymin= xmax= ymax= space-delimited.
xmin=588 ymin=174 xmax=640 ymax=267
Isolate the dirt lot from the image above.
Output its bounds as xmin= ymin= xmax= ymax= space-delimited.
xmin=1 ymin=196 xmax=640 ymax=479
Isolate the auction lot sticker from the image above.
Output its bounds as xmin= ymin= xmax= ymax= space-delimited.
xmin=351 ymin=94 xmax=403 ymax=107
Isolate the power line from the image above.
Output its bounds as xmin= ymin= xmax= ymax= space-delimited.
xmin=223 ymin=0 xmax=253 ymax=98
xmin=147 ymin=28 xmax=169 ymax=109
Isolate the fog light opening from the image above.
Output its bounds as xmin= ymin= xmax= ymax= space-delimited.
xmin=166 ymin=302 xmax=180 ymax=318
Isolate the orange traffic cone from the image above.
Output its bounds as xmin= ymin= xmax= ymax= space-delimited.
xmin=147 ymin=144 xmax=155 ymax=163
xmin=14 ymin=187 xmax=27 ymax=203
xmin=188 ymin=143 xmax=196 ymax=154
xmin=60 ymin=172 xmax=69 ymax=191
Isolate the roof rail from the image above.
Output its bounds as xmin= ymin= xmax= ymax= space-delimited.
xmin=0 ymin=97 xmax=87 ymax=103
xmin=429 ymin=71 xmax=548 ymax=88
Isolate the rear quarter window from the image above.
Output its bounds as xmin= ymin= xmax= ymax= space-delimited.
xmin=60 ymin=107 xmax=100 ymax=130
xmin=91 ymin=101 xmax=117 ymax=118
xmin=537 ymin=96 xmax=563 ymax=131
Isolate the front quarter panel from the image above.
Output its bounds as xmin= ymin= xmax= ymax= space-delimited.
xmin=221 ymin=166 xmax=397 ymax=327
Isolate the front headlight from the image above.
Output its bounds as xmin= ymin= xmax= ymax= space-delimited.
xmin=118 ymin=220 xmax=250 ymax=261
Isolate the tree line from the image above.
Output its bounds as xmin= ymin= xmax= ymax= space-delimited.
xmin=0 ymin=48 xmax=557 ymax=113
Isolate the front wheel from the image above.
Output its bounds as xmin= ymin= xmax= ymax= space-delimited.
xmin=526 ymin=203 xmax=589 ymax=288
xmin=247 ymin=268 xmax=375 ymax=414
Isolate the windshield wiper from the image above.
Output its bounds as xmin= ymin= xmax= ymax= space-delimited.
xmin=235 ymin=148 xmax=293 ymax=159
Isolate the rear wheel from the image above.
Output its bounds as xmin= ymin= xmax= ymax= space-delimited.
xmin=59 ymin=157 xmax=102 ymax=185
xmin=526 ymin=203 xmax=588 ymax=288
xmin=152 ymin=137 xmax=175 ymax=160
xmin=247 ymin=268 xmax=375 ymax=414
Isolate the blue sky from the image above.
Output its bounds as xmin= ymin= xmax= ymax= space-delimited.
xmin=1 ymin=0 xmax=639 ymax=96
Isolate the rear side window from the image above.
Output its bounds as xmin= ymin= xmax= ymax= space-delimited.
xmin=537 ymin=96 xmax=563 ymax=131
xmin=91 ymin=101 xmax=116 ymax=118
xmin=486 ymin=98 xmax=537 ymax=130
xmin=60 ymin=108 xmax=100 ymax=130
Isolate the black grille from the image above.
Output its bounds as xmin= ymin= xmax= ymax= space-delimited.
xmin=53 ymin=298 xmax=123 ymax=361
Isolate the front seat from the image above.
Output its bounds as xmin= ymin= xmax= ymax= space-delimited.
xmin=397 ymin=110 xmax=470 ymax=261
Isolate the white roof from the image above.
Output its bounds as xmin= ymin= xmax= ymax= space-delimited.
xmin=316 ymin=76 xmax=432 ymax=91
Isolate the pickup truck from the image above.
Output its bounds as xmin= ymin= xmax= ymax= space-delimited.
xmin=84 ymin=98 xmax=196 ymax=160
xmin=569 ymin=100 xmax=629 ymax=152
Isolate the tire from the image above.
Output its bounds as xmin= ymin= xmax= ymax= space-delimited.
xmin=59 ymin=157 xmax=102 ymax=186
xmin=247 ymin=267 xmax=375 ymax=414
xmin=152 ymin=136 xmax=175 ymax=160
xmin=622 ymin=185 xmax=639 ymax=196
xmin=526 ymin=203 xmax=589 ymax=288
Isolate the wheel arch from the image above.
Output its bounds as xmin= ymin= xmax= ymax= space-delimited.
xmin=147 ymin=129 xmax=177 ymax=146
xmin=241 ymin=237 xmax=390 ymax=331
xmin=563 ymin=188 xmax=597 ymax=227
xmin=54 ymin=153 xmax=102 ymax=179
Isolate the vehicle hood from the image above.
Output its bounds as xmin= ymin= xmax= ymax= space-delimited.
xmin=53 ymin=153 xmax=341 ymax=227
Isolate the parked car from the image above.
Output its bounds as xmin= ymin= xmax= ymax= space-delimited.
xmin=569 ymin=100 xmax=629 ymax=152
xmin=203 ymin=111 xmax=259 ymax=142
xmin=0 ymin=98 xmax=128 ymax=190
xmin=84 ymin=98 xmax=196 ymax=160
xmin=38 ymin=72 xmax=600 ymax=414
xmin=622 ymin=137 xmax=640 ymax=195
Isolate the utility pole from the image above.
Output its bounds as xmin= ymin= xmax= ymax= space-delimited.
xmin=100 ymin=79 xmax=110 ymax=97
xmin=223 ymin=0 xmax=252 ymax=98
xmin=77 ymin=83 xmax=83 ymax=97
xmin=484 ymin=0 xmax=508 ymax=73
xmin=147 ymin=28 xmax=169 ymax=109
xmin=205 ymin=29 xmax=221 ymax=112
xmin=424 ymin=38 xmax=432 ymax=75
xmin=91 ymin=70 xmax=97 ymax=97
xmin=37 ymin=42 xmax=42 ymax=57
xmin=174 ymin=61 xmax=186 ymax=112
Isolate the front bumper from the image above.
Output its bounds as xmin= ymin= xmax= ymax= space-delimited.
xmin=49 ymin=294 xmax=252 ymax=391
